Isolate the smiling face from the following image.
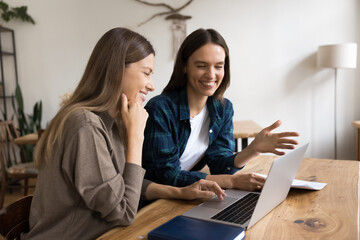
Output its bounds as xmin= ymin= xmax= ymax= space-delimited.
xmin=122 ymin=53 xmax=155 ymax=105
xmin=185 ymin=43 xmax=225 ymax=102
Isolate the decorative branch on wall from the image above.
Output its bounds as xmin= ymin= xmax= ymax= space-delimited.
xmin=134 ymin=0 xmax=193 ymax=58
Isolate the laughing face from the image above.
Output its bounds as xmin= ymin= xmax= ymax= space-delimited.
xmin=185 ymin=43 xmax=225 ymax=101
xmin=122 ymin=53 xmax=155 ymax=105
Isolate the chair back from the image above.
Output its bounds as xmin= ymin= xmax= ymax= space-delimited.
xmin=0 ymin=195 xmax=33 ymax=239
xmin=0 ymin=147 xmax=7 ymax=209
xmin=0 ymin=121 xmax=26 ymax=168
xmin=0 ymin=121 xmax=32 ymax=209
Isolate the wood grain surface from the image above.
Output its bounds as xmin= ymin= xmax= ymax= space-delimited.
xmin=98 ymin=155 xmax=359 ymax=240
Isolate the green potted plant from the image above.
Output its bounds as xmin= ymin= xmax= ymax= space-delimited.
xmin=13 ymin=84 xmax=42 ymax=162
xmin=0 ymin=1 xmax=35 ymax=24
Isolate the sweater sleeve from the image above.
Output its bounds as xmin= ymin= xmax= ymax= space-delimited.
xmin=62 ymin=124 xmax=145 ymax=226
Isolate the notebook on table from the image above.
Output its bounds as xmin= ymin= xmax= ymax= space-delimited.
xmin=148 ymin=215 xmax=245 ymax=240
xmin=182 ymin=143 xmax=309 ymax=229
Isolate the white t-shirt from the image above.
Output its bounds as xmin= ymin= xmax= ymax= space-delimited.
xmin=179 ymin=105 xmax=210 ymax=171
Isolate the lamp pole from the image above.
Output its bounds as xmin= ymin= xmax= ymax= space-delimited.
xmin=334 ymin=68 xmax=337 ymax=159
xmin=317 ymin=43 xmax=358 ymax=160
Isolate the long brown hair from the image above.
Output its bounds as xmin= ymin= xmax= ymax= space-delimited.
xmin=34 ymin=27 xmax=154 ymax=168
xmin=163 ymin=28 xmax=230 ymax=101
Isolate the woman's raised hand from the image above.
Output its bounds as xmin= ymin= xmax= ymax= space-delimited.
xmin=250 ymin=120 xmax=299 ymax=155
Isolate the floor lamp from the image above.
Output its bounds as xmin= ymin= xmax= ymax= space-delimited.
xmin=317 ymin=43 xmax=357 ymax=159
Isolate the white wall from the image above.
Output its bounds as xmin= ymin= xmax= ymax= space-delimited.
xmin=3 ymin=0 xmax=359 ymax=159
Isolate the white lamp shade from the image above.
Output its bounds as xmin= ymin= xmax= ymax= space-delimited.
xmin=317 ymin=43 xmax=357 ymax=69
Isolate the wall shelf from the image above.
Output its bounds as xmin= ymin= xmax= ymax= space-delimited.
xmin=0 ymin=26 xmax=18 ymax=120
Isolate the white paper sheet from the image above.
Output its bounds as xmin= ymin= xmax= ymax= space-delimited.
xmin=255 ymin=173 xmax=327 ymax=190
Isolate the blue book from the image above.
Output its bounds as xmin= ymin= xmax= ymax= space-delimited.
xmin=148 ymin=215 xmax=245 ymax=240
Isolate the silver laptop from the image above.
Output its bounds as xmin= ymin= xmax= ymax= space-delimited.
xmin=183 ymin=143 xmax=309 ymax=229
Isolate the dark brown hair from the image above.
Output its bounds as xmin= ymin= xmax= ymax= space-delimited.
xmin=163 ymin=28 xmax=230 ymax=101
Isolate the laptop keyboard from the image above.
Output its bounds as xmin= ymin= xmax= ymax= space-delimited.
xmin=210 ymin=192 xmax=260 ymax=225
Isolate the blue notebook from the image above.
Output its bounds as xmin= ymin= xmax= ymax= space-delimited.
xmin=148 ymin=215 xmax=245 ymax=240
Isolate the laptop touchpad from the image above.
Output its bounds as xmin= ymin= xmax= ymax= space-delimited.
xmin=200 ymin=196 xmax=238 ymax=210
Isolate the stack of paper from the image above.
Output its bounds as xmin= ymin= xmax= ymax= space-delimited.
xmin=255 ymin=173 xmax=327 ymax=190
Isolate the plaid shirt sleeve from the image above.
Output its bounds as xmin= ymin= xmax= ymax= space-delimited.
xmin=142 ymin=96 xmax=207 ymax=187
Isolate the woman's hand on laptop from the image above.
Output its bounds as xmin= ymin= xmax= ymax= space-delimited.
xmin=231 ymin=173 xmax=266 ymax=191
xmin=180 ymin=179 xmax=227 ymax=201
xmin=145 ymin=180 xmax=226 ymax=201
xmin=207 ymin=173 xmax=266 ymax=191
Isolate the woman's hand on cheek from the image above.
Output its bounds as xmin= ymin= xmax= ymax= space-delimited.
xmin=120 ymin=93 xmax=148 ymax=141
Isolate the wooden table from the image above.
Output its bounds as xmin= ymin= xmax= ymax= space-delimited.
xmin=12 ymin=121 xmax=262 ymax=149
xmin=13 ymin=133 xmax=39 ymax=145
xmin=353 ymin=121 xmax=360 ymax=161
xmin=233 ymin=120 xmax=262 ymax=151
xmin=98 ymin=155 xmax=359 ymax=240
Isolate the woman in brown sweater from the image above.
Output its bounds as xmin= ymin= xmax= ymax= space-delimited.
xmin=24 ymin=27 xmax=225 ymax=240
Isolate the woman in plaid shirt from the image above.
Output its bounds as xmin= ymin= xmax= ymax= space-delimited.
xmin=143 ymin=28 xmax=299 ymax=191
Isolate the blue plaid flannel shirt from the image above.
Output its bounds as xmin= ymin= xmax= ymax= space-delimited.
xmin=142 ymin=89 xmax=240 ymax=187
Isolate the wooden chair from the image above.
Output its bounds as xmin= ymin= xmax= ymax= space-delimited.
xmin=0 ymin=195 xmax=32 ymax=239
xmin=0 ymin=121 xmax=37 ymax=209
